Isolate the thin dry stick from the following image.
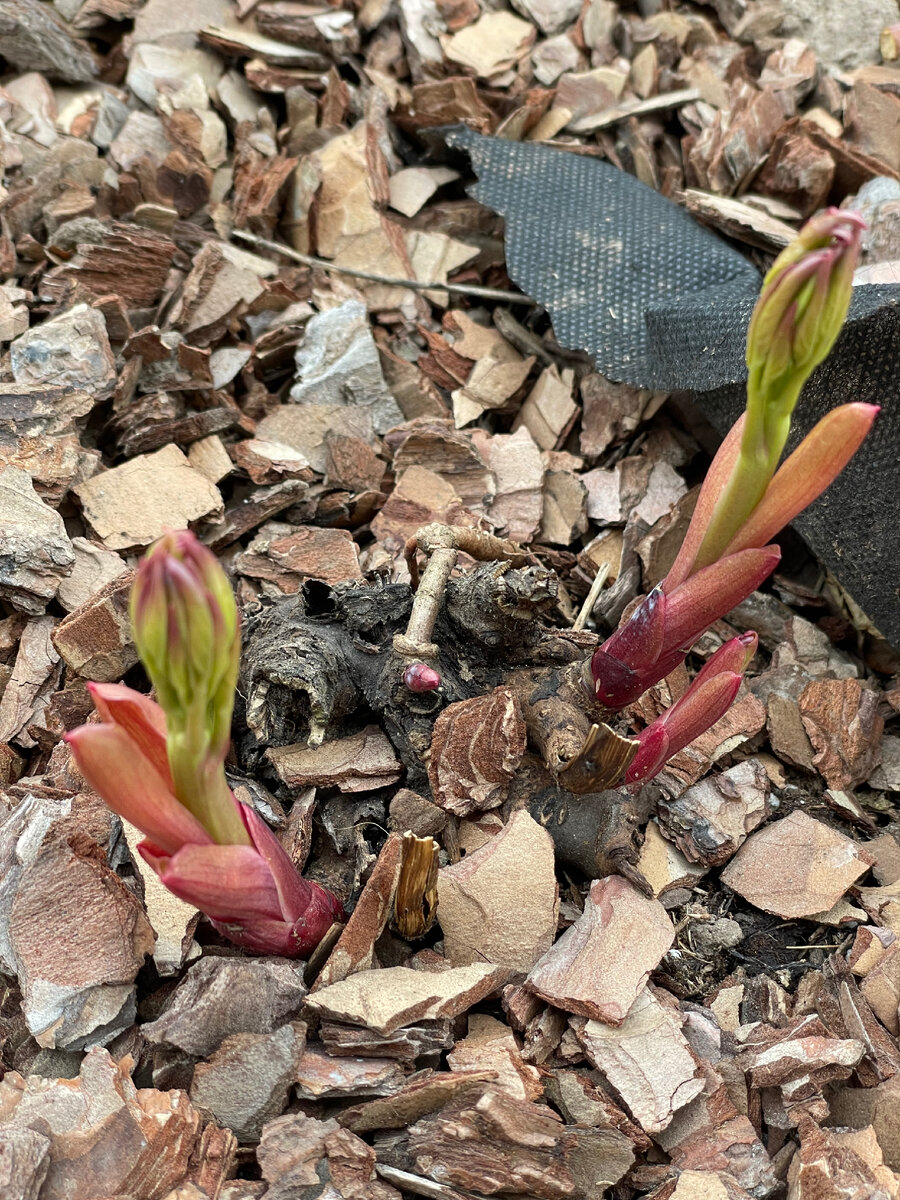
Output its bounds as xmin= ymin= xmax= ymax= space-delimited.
xmin=232 ymin=229 xmax=537 ymax=306
xmin=573 ymin=561 xmax=611 ymax=632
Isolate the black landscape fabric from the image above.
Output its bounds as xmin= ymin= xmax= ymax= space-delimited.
xmin=444 ymin=128 xmax=900 ymax=648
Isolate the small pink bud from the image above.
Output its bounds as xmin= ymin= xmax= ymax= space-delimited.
xmin=405 ymin=663 xmax=441 ymax=692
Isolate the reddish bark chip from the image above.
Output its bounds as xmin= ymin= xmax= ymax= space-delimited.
xmin=428 ymin=687 xmax=526 ymax=816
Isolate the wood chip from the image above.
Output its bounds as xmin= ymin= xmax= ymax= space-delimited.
xmin=51 ymin=571 xmax=136 ymax=682
xmin=573 ymin=986 xmax=704 ymax=1134
xmin=314 ymin=833 xmax=404 ymax=989
xmin=638 ymin=819 xmax=709 ymax=896
xmin=190 ymin=1021 xmax=306 ymax=1143
xmin=513 ymin=366 xmax=578 ymax=451
xmin=290 ymin=299 xmax=404 ymax=434
xmin=371 ymin=465 xmax=474 ymax=548
xmin=257 ymin=1111 xmax=400 ymax=1200
xmin=437 ymin=810 xmax=558 ymax=972
xmin=9 ymin=834 xmax=155 ymax=1049
xmin=0 ymin=1047 xmax=235 ymax=1197
xmin=294 ymin=1047 xmax=407 ymax=1101
xmin=442 ymin=12 xmax=535 ymax=79
xmin=657 ymin=760 xmax=772 ymax=867
xmin=799 ymin=678 xmax=885 ymax=789
xmin=75 ymin=444 xmax=224 ymax=551
xmin=305 ymin=963 xmax=510 ymax=1035
xmin=267 ymin=726 xmax=403 ymax=793
xmin=447 ymin=1013 xmax=542 ymax=1101
xmin=407 ymin=1084 xmax=634 ymax=1197
xmin=720 ymin=810 xmax=875 ymax=918
xmin=0 ymin=465 xmax=74 ymax=614
xmin=451 ymin=350 xmax=534 ymax=427
xmin=428 ymin=688 xmax=526 ymax=816
xmin=526 ymin=876 xmax=675 ymax=1024
xmin=236 ymin=522 xmax=362 ymax=591
xmin=0 ymin=615 xmax=63 ymax=745
xmin=338 ymin=1070 xmax=495 ymax=1133
xmin=256 ymin=404 xmax=374 ymax=475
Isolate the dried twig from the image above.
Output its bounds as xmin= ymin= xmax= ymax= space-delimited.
xmin=232 ymin=230 xmax=537 ymax=306
xmin=395 ymin=523 xmax=529 ymax=660
xmin=572 ymin=561 xmax=610 ymax=632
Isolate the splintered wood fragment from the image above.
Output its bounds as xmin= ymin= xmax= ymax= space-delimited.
xmin=482 ymin=427 xmax=544 ymax=544
xmin=294 ymin=1048 xmax=406 ymax=1101
xmin=451 ymin=351 xmax=534 ymax=427
xmin=313 ymin=833 xmax=405 ymax=991
xmin=721 ymin=810 xmax=874 ymax=918
xmin=55 ymin=539 xmax=128 ymax=614
xmin=0 ymin=616 xmax=62 ymax=745
xmin=437 ymin=810 xmax=558 ymax=971
xmin=394 ymin=833 xmax=439 ymax=941
xmin=556 ymin=720 xmax=638 ymax=794
xmin=303 ymin=963 xmax=510 ymax=1035
xmin=663 ymin=1172 xmax=756 ymax=1199
xmin=859 ymin=942 xmax=900 ymax=1035
xmin=527 ymin=876 xmax=674 ymax=1024
xmin=513 ymin=366 xmax=578 ymax=451
xmin=788 ymin=1114 xmax=900 ymax=1200
xmin=267 ymin=726 xmax=403 ymax=793
xmin=655 ymin=1062 xmax=776 ymax=1195
xmin=257 ymin=404 xmax=374 ymax=476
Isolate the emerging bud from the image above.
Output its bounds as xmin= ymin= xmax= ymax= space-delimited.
xmin=67 ymin=682 xmax=343 ymax=956
xmin=131 ymin=531 xmax=246 ymax=846
xmin=591 ymin=548 xmax=777 ymax=710
xmin=131 ymin=530 xmax=239 ymax=753
xmin=691 ymin=209 xmax=865 ymax=570
xmin=404 ymin=663 xmax=442 ymax=693
xmin=625 ymin=633 xmax=757 ymax=784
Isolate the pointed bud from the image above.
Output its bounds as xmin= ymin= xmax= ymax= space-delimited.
xmin=590 ymin=587 xmax=670 ymax=709
xmin=691 ymin=210 xmax=865 ymax=570
xmin=625 ymin=634 xmax=755 ymax=784
xmin=747 ymin=209 xmax=864 ymax=407
xmin=663 ymin=547 xmax=780 ymax=654
xmin=131 ymin=531 xmax=239 ymax=751
xmin=130 ymin=530 xmax=247 ymax=847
